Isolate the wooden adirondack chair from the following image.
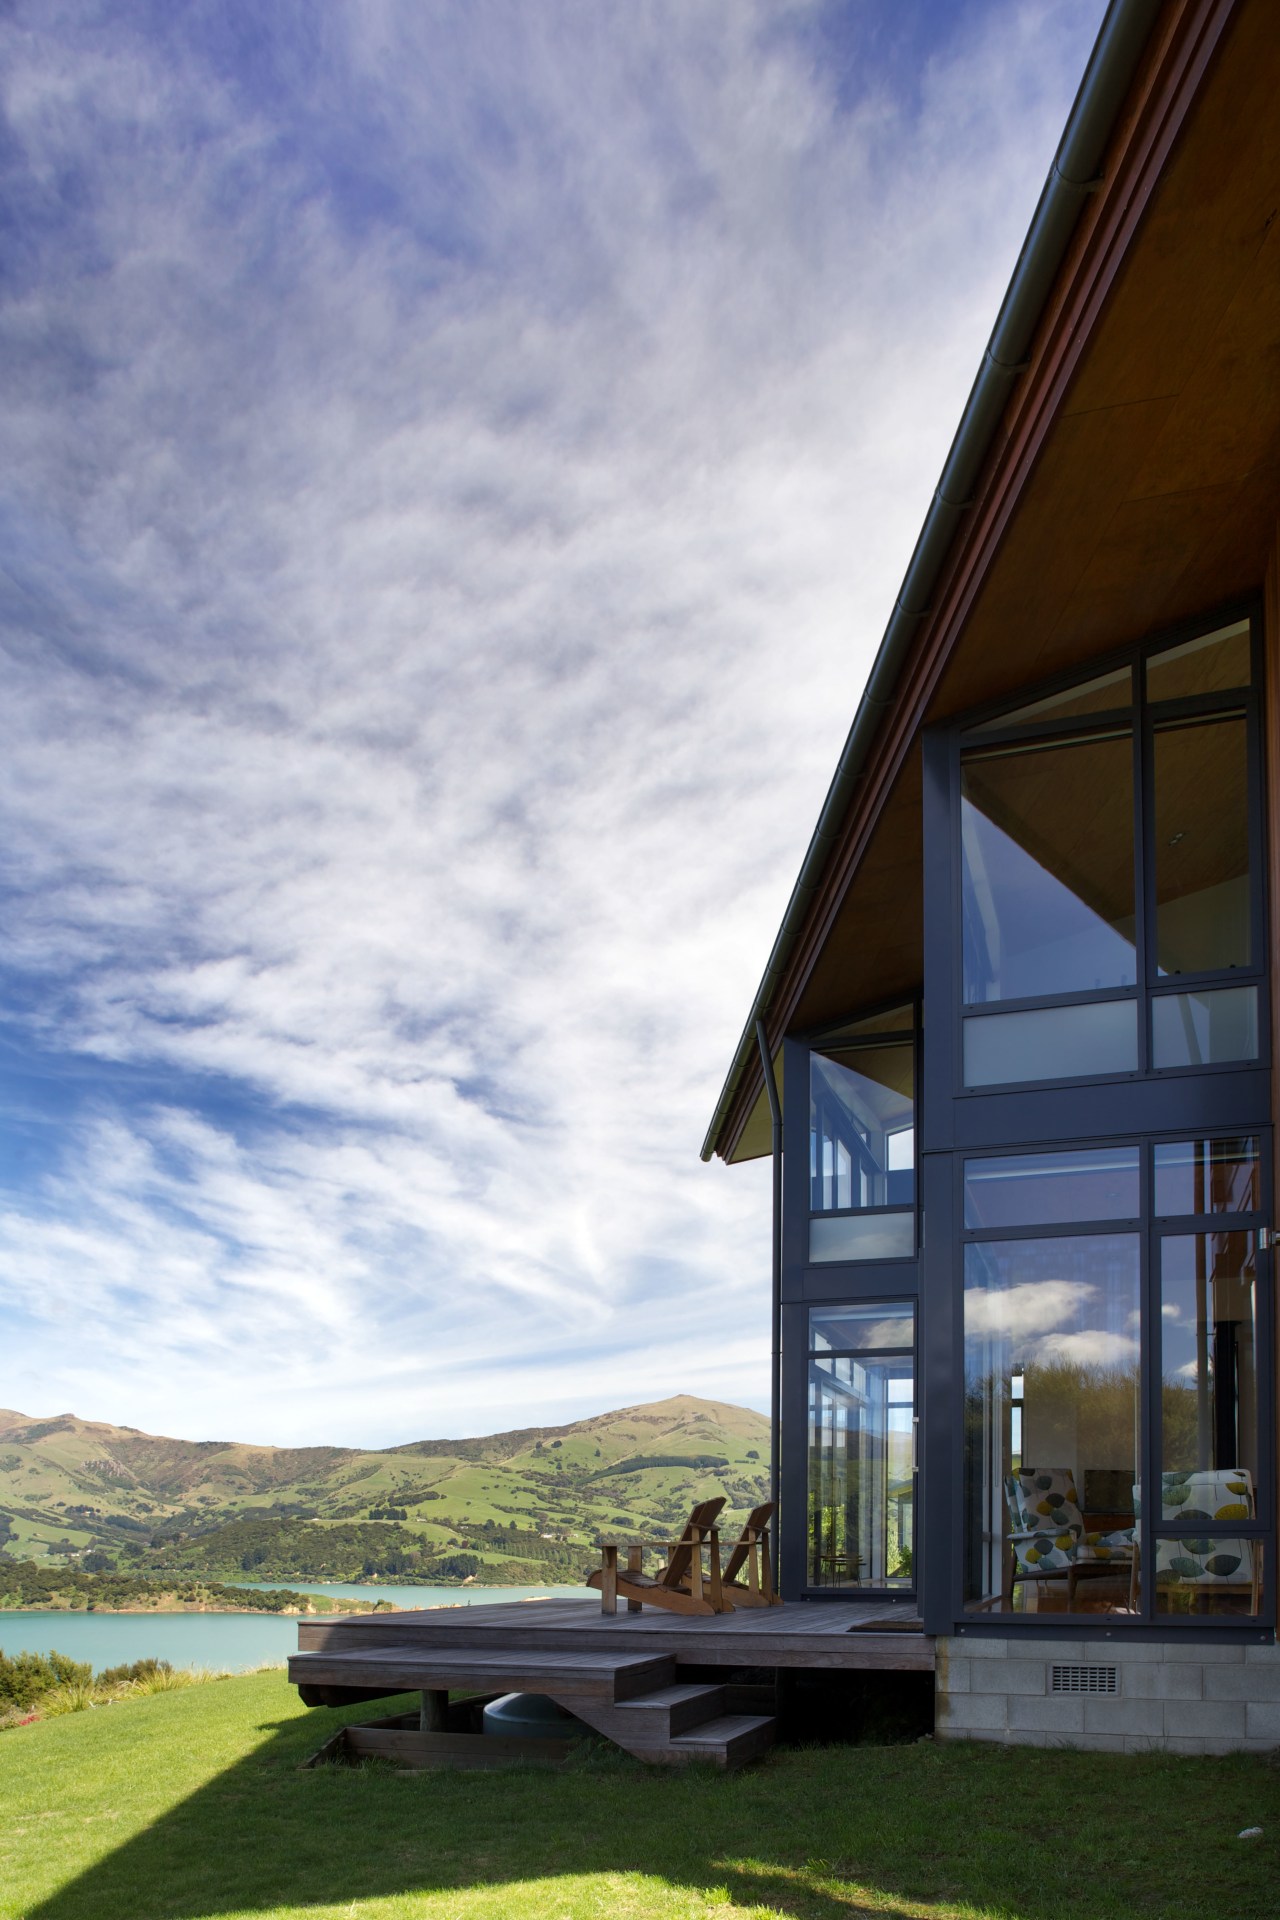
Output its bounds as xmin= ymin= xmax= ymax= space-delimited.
xmin=721 ymin=1501 xmax=780 ymax=1607
xmin=587 ymin=1496 xmax=730 ymax=1616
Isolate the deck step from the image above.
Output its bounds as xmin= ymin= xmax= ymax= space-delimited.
xmin=613 ymin=1683 xmax=726 ymax=1736
xmin=289 ymin=1646 xmax=674 ymax=1706
xmin=666 ymin=1713 xmax=777 ymax=1768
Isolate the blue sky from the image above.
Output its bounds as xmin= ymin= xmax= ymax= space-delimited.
xmin=0 ymin=0 xmax=1108 ymax=1446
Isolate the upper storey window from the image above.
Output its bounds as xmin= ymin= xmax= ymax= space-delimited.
xmin=957 ymin=617 xmax=1260 ymax=1089
xmin=962 ymin=721 xmax=1136 ymax=1003
xmin=809 ymin=1004 xmax=916 ymax=1263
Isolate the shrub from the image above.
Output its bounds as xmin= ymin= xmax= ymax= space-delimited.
xmin=96 ymin=1658 xmax=172 ymax=1690
xmin=0 ymin=1650 xmax=91 ymax=1712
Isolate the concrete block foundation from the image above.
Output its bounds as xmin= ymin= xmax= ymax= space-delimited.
xmin=935 ymin=1635 xmax=1280 ymax=1754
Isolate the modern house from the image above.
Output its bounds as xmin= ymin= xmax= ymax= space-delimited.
xmin=702 ymin=0 xmax=1280 ymax=1752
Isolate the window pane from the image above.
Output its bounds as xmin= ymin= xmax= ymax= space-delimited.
xmin=810 ymin=1303 xmax=915 ymax=1353
xmin=969 ymin=666 xmax=1132 ymax=734
xmin=963 ymin=999 xmax=1138 ymax=1087
xmin=809 ymin=1340 xmax=914 ymax=1589
xmin=1154 ymin=1137 xmax=1259 ymax=1216
xmin=809 ymin=1212 xmax=914 ymax=1264
xmin=1154 ymin=714 xmax=1250 ymax=975
xmin=1151 ymin=986 xmax=1258 ymax=1068
xmin=1159 ymin=1232 xmax=1257 ymax=1487
xmin=961 ymin=731 xmax=1136 ymax=1003
xmin=964 ymin=1148 xmax=1139 ymax=1230
xmin=1136 ymin=1554 xmax=1262 ymax=1618
xmin=963 ymin=1234 xmax=1140 ymax=1616
xmin=1146 ymin=619 xmax=1251 ymax=702
xmin=810 ymin=1045 xmax=914 ymax=1212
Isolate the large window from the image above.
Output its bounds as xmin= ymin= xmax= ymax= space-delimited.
xmin=808 ymin=1005 xmax=915 ymax=1262
xmin=962 ymin=1136 xmax=1267 ymax=1620
xmin=958 ymin=617 xmax=1260 ymax=1089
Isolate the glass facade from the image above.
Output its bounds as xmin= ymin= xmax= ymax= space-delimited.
xmin=778 ymin=612 xmax=1270 ymax=1632
xmin=946 ymin=616 xmax=1270 ymax=1627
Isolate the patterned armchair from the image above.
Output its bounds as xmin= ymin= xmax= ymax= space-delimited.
xmin=1143 ymin=1468 xmax=1260 ymax=1611
xmin=1004 ymin=1468 xmax=1134 ymax=1610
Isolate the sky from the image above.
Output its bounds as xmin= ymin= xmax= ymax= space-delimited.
xmin=0 ymin=0 xmax=1110 ymax=1448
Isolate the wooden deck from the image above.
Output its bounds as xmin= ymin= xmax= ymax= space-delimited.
xmin=290 ymin=1595 xmax=932 ymax=1769
xmin=293 ymin=1593 xmax=933 ymax=1673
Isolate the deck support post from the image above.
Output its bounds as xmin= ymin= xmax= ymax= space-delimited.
xmin=420 ymin=1689 xmax=449 ymax=1732
xmin=600 ymin=1543 xmax=618 ymax=1615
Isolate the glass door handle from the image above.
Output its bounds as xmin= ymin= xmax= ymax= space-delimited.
xmin=912 ymin=1416 xmax=919 ymax=1474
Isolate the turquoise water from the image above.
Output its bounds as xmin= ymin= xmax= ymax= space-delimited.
xmin=230 ymin=1579 xmax=595 ymax=1609
xmin=0 ymin=1582 xmax=594 ymax=1675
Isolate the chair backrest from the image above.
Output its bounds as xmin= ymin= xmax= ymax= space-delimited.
xmin=659 ymin=1496 xmax=726 ymax=1589
xmin=1004 ymin=1468 xmax=1083 ymax=1574
xmin=723 ymin=1501 xmax=777 ymax=1586
xmin=1149 ymin=1467 xmax=1256 ymax=1588
xmin=1157 ymin=1467 xmax=1253 ymax=1523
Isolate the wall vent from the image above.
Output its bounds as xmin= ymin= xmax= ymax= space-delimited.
xmin=1051 ymin=1663 xmax=1118 ymax=1694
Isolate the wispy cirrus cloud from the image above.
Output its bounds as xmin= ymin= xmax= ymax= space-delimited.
xmin=0 ymin=0 xmax=1107 ymax=1444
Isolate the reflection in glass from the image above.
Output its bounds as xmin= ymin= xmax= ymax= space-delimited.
xmin=962 ymin=731 xmax=1135 ymax=1003
xmin=1159 ymin=1232 xmax=1257 ymax=1485
xmin=1146 ymin=619 xmax=1251 ymax=702
xmin=970 ymin=666 xmax=1132 ymax=734
xmin=1151 ymin=986 xmax=1258 ymax=1068
xmin=809 ymin=1313 xmax=914 ymax=1590
xmin=1153 ymin=1137 xmax=1260 ymax=1217
xmin=963 ymin=1234 xmax=1140 ymax=1615
xmin=964 ymin=1148 xmax=1139 ymax=1230
xmin=1154 ymin=714 xmax=1250 ymax=975
xmin=963 ymin=999 xmax=1138 ymax=1087
xmin=810 ymin=1303 xmax=914 ymax=1353
xmin=810 ymin=1045 xmax=914 ymax=1212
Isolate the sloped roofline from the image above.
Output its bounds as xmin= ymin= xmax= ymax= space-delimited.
xmin=700 ymin=0 xmax=1166 ymax=1163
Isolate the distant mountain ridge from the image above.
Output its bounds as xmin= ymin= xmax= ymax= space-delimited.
xmin=0 ymin=1396 xmax=770 ymax=1585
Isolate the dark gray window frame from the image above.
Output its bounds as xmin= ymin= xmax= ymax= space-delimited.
xmin=951 ymin=603 xmax=1268 ymax=1096
xmin=779 ymin=1010 xmax=922 ymax=1602
xmin=919 ymin=599 xmax=1275 ymax=1643
xmin=953 ymin=1134 xmax=1274 ymax=1635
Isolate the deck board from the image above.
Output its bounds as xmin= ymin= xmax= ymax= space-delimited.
xmin=294 ymin=1595 xmax=933 ymax=1672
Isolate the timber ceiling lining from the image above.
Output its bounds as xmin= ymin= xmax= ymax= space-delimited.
xmin=925 ymin=2 xmax=1280 ymax=727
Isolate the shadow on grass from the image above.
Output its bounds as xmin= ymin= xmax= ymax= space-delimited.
xmin=26 ymin=1687 xmax=1280 ymax=1920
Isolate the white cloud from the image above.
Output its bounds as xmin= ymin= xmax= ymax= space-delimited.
xmin=0 ymin=0 xmax=1108 ymax=1443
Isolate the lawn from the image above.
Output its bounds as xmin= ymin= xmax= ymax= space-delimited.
xmin=0 ymin=1668 xmax=1277 ymax=1920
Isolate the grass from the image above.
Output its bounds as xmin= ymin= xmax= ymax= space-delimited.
xmin=0 ymin=1667 xmax=1277 ymax=1920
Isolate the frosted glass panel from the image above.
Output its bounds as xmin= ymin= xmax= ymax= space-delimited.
xmin=1151 ymin=988 xmax=1258 ymax=1068
xmin=809 ymin=1211 xmax=914 ymax=1264
xmin=964 ymin=999 xmax=1138 ymax=1087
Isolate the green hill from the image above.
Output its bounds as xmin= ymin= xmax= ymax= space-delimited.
xmin=0 ymin=1396 xmax=770 ymax=1585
